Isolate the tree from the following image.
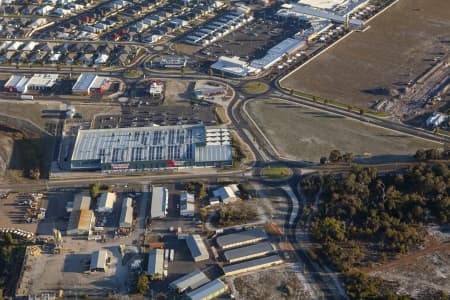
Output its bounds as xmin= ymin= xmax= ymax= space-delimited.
xmin=415 ymin=149 xmax=427 ymax=161
xmin=329 ymin=150 xmax=342 ymax=163
xmin=290 ymin=88 xmax=294 ymax=95
xmin=359 ymin=109 xmax=364 ymax=115
xmin=136 ymin=273 xmax=149 ymax=295
xmin=320 ymin=156 xmax=328 ymax=165
xmin=4 ymin=232 xmax=13 ymax=245
xmin=90 ymin=183 xmax=100 ymax=199
xmin=343 ymin=152 xmax=354 ymax=164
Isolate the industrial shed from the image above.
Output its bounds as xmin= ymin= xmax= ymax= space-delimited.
xmin=186 ymin=234 xmax=209 ymax=262
xmin=119 ymin=197 xmax=133 ymax=228
xmin=180 ymin=193 xmax=195 ymax=217
xmin=66 ymin=209 xmax=95 ymax=236
xmin=186 ymin=279 xmax=227 ymax=300
xmin=222 ymin=254 xmax=283 ymax=276
xmin=97 ymin=192 xmax=116 ymax=213
xmin=223 ymin=241 xmax=274 ymax=263
xmin=90 ymin=249 xmax=108 ymax=272
xmin=151 ymin=186 xmax=168 ymax=219
xmin=70 ymin=125 xmax=232 ymax=171
xmin=216 ymin=229 xmax=268 ymax=249
xmin=147 ymin=249 xmax=164 ymax=278
xmin=169 ymin=269 xmax=210 ymax=293
xmin=72 ymin=73 xmax=110 ymax=95
xmin=72 ymin=192 xmax=91 ymax=211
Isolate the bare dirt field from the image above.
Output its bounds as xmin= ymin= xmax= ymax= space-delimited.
xmin=163 ymin=79 xmax=193 ymax=106
xmin=0 ymin=133 xmax=14 ymax=178
xmin=247 ymin=99 xmax=440 ymax=163
xmin=229 ymin=264 xmax=311 ymax=300
xmin=281 ymin=0 xmax=450 ymax=110
xmin=371 ymin=247 xmax=450 ymax=298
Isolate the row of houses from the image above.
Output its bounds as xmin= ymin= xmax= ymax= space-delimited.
xmin=184 ymin=5 xmax=252 ymax=47
xmin=0 ymin=41 xmax=138 ymax=66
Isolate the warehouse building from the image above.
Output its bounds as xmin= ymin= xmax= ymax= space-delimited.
xmin=186 ymin=279 xmax=228 ymax=300
xmin=222 ymin=254 xmax=283 ymax=276
xmin=210 ymin=56 xmax=252 ymax=77
xmin=119 ymin=197 xmax=133 ymax=228
xmin=186 ymin=234 xmax=209 ymax=262
xmin=151 ymin=186 xmax=168 ymax=219
xmin=250 ymin=38 xmax=306 ymax=71
xmin=3 ymin=74 xmax=58 ymax=93
xmin=169 ymin=269 xmax=210 ymax=293
xmin=223 ymin=241 xmax=274 ymax=263
xmin=96 ymin=192 xmax=116 ymax=213
xmin=158 ymin=56 xmax=187 ymax=69
xmin=72 ymin=73 xmax=110 ymax=95
xmin=66 ymin=209 xmax=95 ymax=236
xmin=69 ymin=192 xmax=91 ymax=212
xmin=213 ymin=184 xmax=239 ymax=204
xmin=180 ymin=193 xmax=195 ymax=217
xmin=70 ymin=125 xmax=232 ymax=171
xmin=216 ymin=229 xmax=267 ymax=249
xmin=147 ymin=248 xmax=164 ymax=279
xmin=90 ymin=249 xmax=108 ymax=272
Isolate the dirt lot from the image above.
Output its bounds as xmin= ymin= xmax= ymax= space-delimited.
xmin=371 ymin=248 xmax=450 ymax=298
xmin=0 ymin=133 xmax=14 ymax=179
xmin=281 ymin=0 xmax=450 ymax=110
xmin=0 ymin=100 xmax=65 ymax=128
xmin=164 ymin=79 xmax=193 ymax=106
xmin=248 ymin=99 xmax=440 ymax=163
xmin=230 ymin=264 xmax=311 ymax=300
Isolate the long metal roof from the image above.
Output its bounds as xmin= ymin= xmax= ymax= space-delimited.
xmin=90 ymin=249 xmax=108 ymax=270
xmin=222 ymin=254 xmax=283 ymax=274
xmin=147 ymin=249 xmax=164 ymax=275
xmin=71 ymin=124 xmax=206 ymax=163
xmin=169 ymin=269 xmax=210 ymax=292
xmin=151 ymin=186 xmax=168 ymax=219
xmin=119 ymin=197 xmax=133 ymax=227
xmin=216 ymin=229 xmax=267 ymax=248
xmin=186 ymin=279 xmax=227 ymax=300
xmin=223 ymin=241 xmax=274 ymax=261
xmin=186 ymin=235 xmax=209 ymax=262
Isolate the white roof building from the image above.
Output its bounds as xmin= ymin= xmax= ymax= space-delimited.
xmin=180 ymin=193 xmax=195 ymax=217
xmin=90 ymin=249 xmax=108 ymax=272
xmin=97 ymin=192 xmax=116 ymax=213
xmin=213 ymin=184 xmax=239 ymax=204
xmin=210 ymin=56 xmax=251 ymax=77
xmin=151 ymin=186 xmax=168 ymax=219
xmin=94 ymin=54 xmax=109 ymax=64
xmin=147 ymin=249 xmax=164 ymax=277
xmin=119 ymin=197 xmax=133 ymax=228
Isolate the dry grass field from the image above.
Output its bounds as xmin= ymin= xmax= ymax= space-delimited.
xmin=281 ymin=0 xmax=450 ymax=109
xmin=248 ymin=99 xmax=441 ymax=163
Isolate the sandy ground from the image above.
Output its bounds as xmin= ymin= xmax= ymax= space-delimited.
xmin=0 ymin=100 xmax=65 ymax=128
xmin=372 ymin=248 xmax=450 ymax=298
xmin=163 ymin=79 xmax=193 ymax=106
xmin=248 ymin=99 xmax=441 ymax=163
xmin=229 ymin=264 xmax=311 ymax=300
xmin=0 ymin=133 xmax=14 ymax=178
xmin=281 ymin=0 xmax=450 ymax=109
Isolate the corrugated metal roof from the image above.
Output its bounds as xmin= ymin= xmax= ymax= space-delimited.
xmin=195 ymin=145 xmax=232 ymax=163
xmin=147 ymin=249 xmax=164 ymax=275
xmin=90 ymin=249 xmax=108 ymax=270
xmin=97 ymin=192 xmax=116 ymax=212
xmin=169 ymin=269 xmax=210 ymax=292
xmin=73 ymin=193 xmax=91 ymax=210
xmin=224 ymin=241 xmax=274 ymax=261
xmin=186 ymin=235 xmax=209 ymax=262
xmin=119 ymin=198 xmax=133 ymax=227
xmin=67 ymin=209 xmax=94 ymax=233
xmin=71 ymin=124 xmax=206 ymax=163
xmin=222 ymin=254 xmax=283 ymax=274
xmin=216 ymin=229 xmax=267 ymax=248
xmin=186 ymin=279 xmax=227 ymax=300
xmin=151 ymin=186 xmax=168 ymax=219
xmin=180 ymin=193 xmax=195 ymax=216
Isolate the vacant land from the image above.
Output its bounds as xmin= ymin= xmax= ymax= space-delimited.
xmin=372 ymin=248 xmax=450 ymax=298
xmin=231 ymin=265 xmax=311 ymax=300
xmin=248 ymin=99 xmax=440 ymax=162
xmin=281 ymin=0 xmax=450 ymax=110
